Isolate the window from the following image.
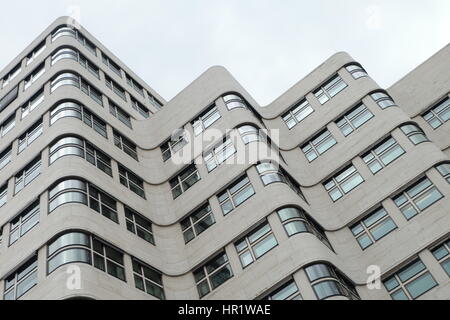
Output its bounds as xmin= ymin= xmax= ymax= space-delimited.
xmin=52 ymin=26 xmax=97 ymax=56
xmin=301 ymin=129 xmax=337 ymax=162
xmin=102 ymin=53 xmax=122 ymax=77
xmin=47 ymin=232 xmax=125 ymax=281
xmin=383 ymin=259 xmax=438 ymax=300
xmin=277 ymin=207 xmax=331 ymax=249
xmin=181 ymin=204 xmax=215 ymax=244
xmin=161 ymin=134 xmax=188 ymax=162
xmin=0 ymin=184 xmax=7 ymax=208
xmin=27 ymin=41 xmax=46 ymax=65
xmin=9 ymin=200 xmax=40 ymax=245
xmin=18 ymin=119 xmax=43 ymax=154
xmin=264 ymin=280 xmax=302 ymax=300
xmin=282 ymin=99 xmax=314 ymax=129
xmin=238 ymin=125 xmax=263 ymax=144
xmin=235 ymin=222 xmax=278 ymax=268
xmin=49 ymin=136 xmax=112 ymax=176
xmin=192 ymin=105 xmax=221 ymax=136
xmin=423 ymin=97 xmax=450 ymax=129
xmin=362 ymin=136 xmax=405 ymax=174
xmin=324 ymin=165 xmax=364 ymax=201
xmin=24 ymin=63 xmax=45 ymax=90
xmin=132 ymin=259 xmax=165 ymax=300
xmin=203 ymin=138 xmax=236 ymax=172
xmin=21 ymin=89 xmax=44 ymax=119
xmin=50 ymin=102 xmax=107 ymax=138
xmin=131 ymin=97 xmax=150 ymax=118
xmin=105 ymin=76 xmax=127 ymax=101
xmin=48 ymin=179 xmax=118 ymax=223
xmin=149 ymin=95 xmax=163 ymax=110
xmin=336 ymin=103 xmax=374 ymax=136
xmin=400 ymin=124 xmax=429 ymax=145
xmin=0 ymin=86 xmax=19 ymax=113
xmin=170 ymin=165 xmax=201 ymax=199
xmin=125 ymin=207 xmax=154 ymax=245
xmin=436 ymin=163 xmax=450 ymax=183
xmin=223 ymin=94 xmax=248 ymax=110
xmin=15 ymin=157 xmax=41 ymax=194
xmin=256 ymin=163 xmax=306 ymax=201
xmin=218 ymin=175 xmax=255 ymax=215
xmin=346 ymin=64 xmax=368 ymax=79
xmin=50 ymin=73 xmax=103 ymax=106
xmin=351 ymin=207 xmax=397 ymax=250
xmin=306 ymin=264 xmax=359 ymax=300
xmin=371 ymin=91 xmax=397 ymax=109
xmin=393 ymin=177 xmax=443 ymax=220
xmin=1 ymin=114 xmax=16 ymax=137
xmin=0 ymin=145 xmax=12 ymax=171
xmin=194 ymin=252 xmax=233 ymax=298
xmin=126 ymin=74 xmax=144 ymax=96
xmin=314 ymin=75 xmax=348 ymax=104
xmin=113 ymin=130 xmax=138 ymax=160
xmin=119 ymin=165 xmax=146 ymax=198
xmin=51 ymin=48 xmax=100 ymax=79
xmin=431 ymin=239 xmax=450 ymax=277
xmin=2 ymin=63 xmax=21 ymax=88
xmin=110 ymin=100 xmax=132 ymax=128
xmin=3 ymin=255 xmax=38 ymax=300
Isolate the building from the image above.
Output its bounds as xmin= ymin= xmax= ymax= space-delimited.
xmin=0 ymin=16 xmax=449 ymax=300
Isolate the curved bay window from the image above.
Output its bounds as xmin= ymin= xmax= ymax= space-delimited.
xmin=50 ymin=72 xmax=103 ymax=106
xmin=223 ymin=94 xmax=248 ymax=111
xmin=238 ymin=125 xmax=263 ymax=144
xmin=277 ymin=207 xmax=332 ymax=249
xmin=400 ymin=124 xmax=429 ymax=145
xmin=305 ymin=263 xmax=359 ymax=300
xmin=51 ymin=47 xmax=99 ymax=79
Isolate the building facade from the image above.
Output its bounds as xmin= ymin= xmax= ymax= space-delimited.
xmin=0 ymin=17 xmax=449 ymax=300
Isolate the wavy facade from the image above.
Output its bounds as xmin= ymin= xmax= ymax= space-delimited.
xmin=0 ymin=17 xmax=449 ymax=300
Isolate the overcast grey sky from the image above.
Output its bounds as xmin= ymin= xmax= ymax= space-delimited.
xmin=0 ymin=1 xmax=449 ymax=105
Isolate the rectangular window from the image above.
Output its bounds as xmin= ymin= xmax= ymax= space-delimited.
xmin=0 ymin=86 xmax=19 ymax=113
xmin=24 ymin=63 xmax=45 ymax=90
xmin=113 ymin=130 xmax=138 ymax=160
xmin=85 ymin=108 xmax=107 ymax=138
xmin=301 ymin=129 xmax=337 ymax=162
xmin=149 ymin=95 xmax=163 ymax=110
xmin=132 ymin=259 xmax=165 ymax=299
xmin=423 ymin=97 xmax=450 ymax=129
xmin=383 ymin=259 xmax=438 ymax=300
xmin=88 ymin=185 xmax=119 ymax=223
xmin=170 ymin=165 xmax=201 ymax=199
xmin=77 ymin=32 xmax=97 ymax=56
xmin=125 ymin=207 xmax=154 ymax=245
xmin=80 ymin=78 xmax=103 ymax=106
xmin=15 ymin=157 xmax=42 ymax=194
xmin=27 ymin=41 xmax=46 ymax=65
xmin=119 ymin=165 xmax=146 ymax=198
xmin=313 ymin=75 xmax=347 ymax=104
xmin=21 ymin=89 xmax=44 ymax=119
xmin=78 ymin=54 xmax=100 ymax=79
xmin=18 ymin=119 xmax=43 ymax=154
xmin=0 ymin=184 xmax=7 ymax=208
xmin=194 ymin=252 xmax=233 ymax=298
xmin=161 ymin=136 xmax=188 ymax=162
xmin=217 ymin=175 xmax=255 ymax=215
xmin=431 ymin=239 xmax=450 ymax=277
xmin=1 ymin=114 xmax=16 ymax=137
xmin=282 ymin=99 xmax=314 ymax=129
xmin=362 ymin=136 xmax=405 ymax=174
xmin=126 ymin=74 xmax=145 ymax=97
xmin=264 ymin=279 xmax=302 ymax=300
xmin=346 ymin=64 xmax=368 ymax=80
xmin=351 ymin=207 xmax=397 ymax=250
xmin=401 ymin=124 xmax=429 ymax=145
xmin=181 ymin=203 xmax=215 ymax=244
xmin=324 ymin=165 xmax=364 ymax=201
xmin=105 ymin=76 xmax=127 ymax=101
xmin=109 ymin=100 xmax=132 ymax=128
xmin=235 ymin=222 xmax=278 ymax=268
xmin=0 ymin=145 xmax=12 ymax=171
xmin=9 ymin=200 xmax=40 ymax=245
xmin=336 ymin=104 xmax=374 ymax=136
xmin=192 ymin=105 xmax=221 ymax=136
xmin=437 ymin=163 xmax=450 ymax=184
xmin=393 ymin=177 xmax=443 ymax=220
xmin=2 ymin=63 xmax=21 ymax=88
xmin=3 ymin=255 xmax=38 ymax=300
xmin=102 ymin=53 xmax=122 ymax=77
xmin=203 ymin=138 xmax=236 ymax=172
xmin=131 ymin=97 xmax=150 ymax=118
xmin=92 ymin=238 xmax=125 ymax=281
xmin=371 ymin=91 xmax=397 ymax=109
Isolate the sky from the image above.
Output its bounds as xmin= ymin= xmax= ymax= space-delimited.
xmin=0 ymin=0 xmax=449 ymax=105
